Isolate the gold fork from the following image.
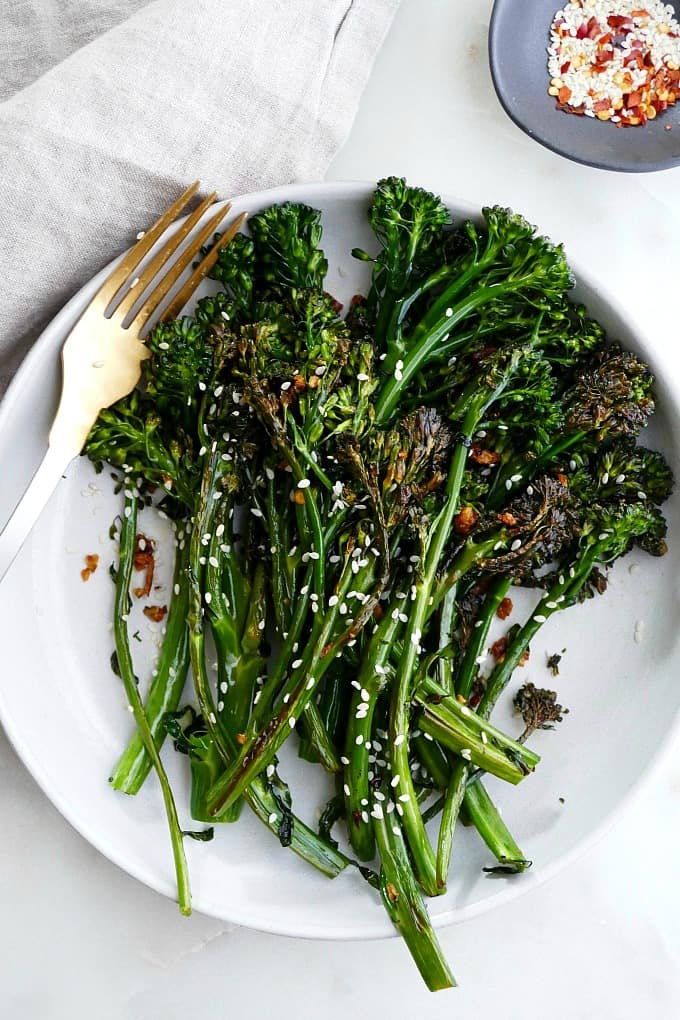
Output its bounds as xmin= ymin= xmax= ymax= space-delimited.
xmin=0 ymin=182 xmax=245 ymax=582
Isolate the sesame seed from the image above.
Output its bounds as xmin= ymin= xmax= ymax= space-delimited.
xmin=445 ymin=307 xmax=453 ymax=317
xmin=288 ymin=717 xmax=296 ymax=728
xmin=615 ymin=474 xmax=626 ymax=484
xmin=297 ymin=478 xmax=311 ymax=489
xmin=292 ymin=658 xmax=303 ymax=669
xmin=266 ymin=765 xmax=275 ymax=779
xmin=533 ymin=614 xmax=547 ymax=624
xmin=460 ymin=748 xmax=472 ymax=761
xmin=205 ymin=592 xmax=212 ymax=604
xmin=398 ymin=793 xmax=410 ymax=803
xmin=355 ymin=734 xmax=364 ymax=745
xmin=344 ymin=783 xmax=351 ymax=796
xmin=269 ymin=812 xmax=277 ymax=824
xmin=394 ymin=734 xmax=405 ymax=746
xmin=340 ymin=756 xmax=350 ymax=765
xmin=361 ymin=811 xmax=369 ymax=823
xmin=209 ymin=712 xmax=217 ymax=724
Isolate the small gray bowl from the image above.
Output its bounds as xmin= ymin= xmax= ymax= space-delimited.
xmin=489 ymin=0 xmax=680 ymax=171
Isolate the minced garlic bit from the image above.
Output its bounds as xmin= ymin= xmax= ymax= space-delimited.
xmin=548 ymin=0 xmax=680 ymax=126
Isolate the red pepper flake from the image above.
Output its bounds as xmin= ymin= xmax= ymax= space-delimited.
xmin=386 ymin=882 xmax=399 ymax=903
xmin=454 ymin=506 xmax=480 ymax=537
xmin=80 ymin=554 xmax=99 ymax=582
xmin=593 ymin=98 xmax=612 ymax=112
xmin=496 ymin=597 xmax=514 ymax=621
xmin=491 ymin=636 xmax=508 ymax=662
xmin=325 ymin=292 xmax=343 ymax=314
xmin=143 ymin=604 xmax=167 ymax=623
xmin=133 ymin=533 xmax=155 ymax=598
xmin=469 ymin=445 xmax=501 ymax=466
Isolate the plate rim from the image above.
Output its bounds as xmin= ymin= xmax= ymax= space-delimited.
xmin=1 ymin=178 xmax=679 ymax=940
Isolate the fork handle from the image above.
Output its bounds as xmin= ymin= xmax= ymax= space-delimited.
xmin=0 ymin=442 xmax=75 ymax=585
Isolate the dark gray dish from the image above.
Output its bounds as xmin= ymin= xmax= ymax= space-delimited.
xmin=489 ymin=0 xmax=680 ymax=171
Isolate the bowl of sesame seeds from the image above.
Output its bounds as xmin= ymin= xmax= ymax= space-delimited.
xmin=489 ymin=0 xmax=680 ymax=171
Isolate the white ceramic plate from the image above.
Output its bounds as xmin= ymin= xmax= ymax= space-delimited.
xmin=0 ymin=182 xmax=679 ymax=940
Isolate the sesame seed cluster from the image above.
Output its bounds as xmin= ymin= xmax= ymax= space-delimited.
xmin=548 ymin=0 xmax=680 ymax=125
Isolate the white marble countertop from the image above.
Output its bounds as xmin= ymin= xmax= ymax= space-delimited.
xmin=2 ymin=1 xmax=679 ymax=1016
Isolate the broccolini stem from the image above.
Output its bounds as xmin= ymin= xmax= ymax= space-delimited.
xmin=207 ymin=552 xmax=371 ymax=818
xmin=436 ymin=584 xmax=458 ymax=694
xmin=114 ymin=493 xmax=191 ymax=915
xmin=344 ymin=611 xmax=399 ymax=861
xmin=456 ymin=575 xmax=512 ymax=701
xmin=463 ymin=780 xmax=531 ymax=873
xmin=436 ymin=760 xmax=468 ymax=890
xmin=187 ymin=453 xmax=351 ymax=877
xmin=389 ymin=402 xmax=481 ymax=895
xmin=265 ymin=470 xmax=295 ymax=634
xmin=411 ymin=735 xmax=451 ymax=791
xmin=372 ymin=782 xmax=456 ymax=991
xmin=433 ymin=574 xmax=510 ymax=888
xmin=375 ymin=281 xmax=521 ymax=424
xmin=296 ymin=704 xmax=341 ymax=772
xmin=415 ymin=681 xmax=540 ymax=782
xmin=111 ymin=537 xmax=191 ymax=795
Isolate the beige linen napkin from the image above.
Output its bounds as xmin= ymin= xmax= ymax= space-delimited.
xmin=0 ymin=0 xmax=399 ymax=393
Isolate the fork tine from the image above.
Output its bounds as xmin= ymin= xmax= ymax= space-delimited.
xmin=95 ymin=181 xmax=201 ymax=309
xmin=128 ymin=204 xmax=235 ymax=333
xmin=158 ymin=213 xmax=248 ymax=324
xmin=113 ymin=191 xmax=218 ymax=320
